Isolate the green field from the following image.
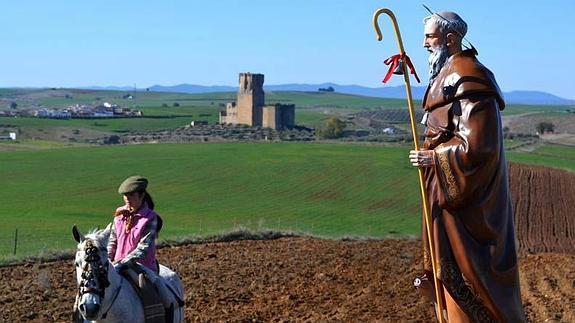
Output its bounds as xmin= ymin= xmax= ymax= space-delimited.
xmin=502 ymin=104 xmax=569 ymax=116
xmin=28 ymin=89 xmax=409 ymax=110
xmin=507 ymin=143 xmax=575 ymax=172
xmin=0 ymin=142 xmax=422 ymax=261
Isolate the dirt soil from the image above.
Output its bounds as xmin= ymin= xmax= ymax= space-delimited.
xmin=1 ymin=238 xmax=574 ymax=322
xmin=509 ymin=163 xmax=575 ymax=254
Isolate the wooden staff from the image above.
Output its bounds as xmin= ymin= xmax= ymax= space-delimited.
xmin=372 ymin=8 xmax=446 ymax=323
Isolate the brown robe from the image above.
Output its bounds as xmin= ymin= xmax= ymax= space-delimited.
xmin=420 ymin=49 xmax=526 ymax=322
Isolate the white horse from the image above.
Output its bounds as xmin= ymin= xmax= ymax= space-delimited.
xmin=72 ymin=225 xmax=184 ymax=322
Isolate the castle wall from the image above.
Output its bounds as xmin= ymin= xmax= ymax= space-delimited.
xmin=280 ymin=104 xmax=295 ymax=129
xmin=263 ymin=104 xmax=295 ymax=130
xmin=219 ymin=111 xmax=227 ymax=124
xmin=224 ymin=102 xmax=237 ymax=124
xmin=262 ymin=106 xmax=278 ymax=130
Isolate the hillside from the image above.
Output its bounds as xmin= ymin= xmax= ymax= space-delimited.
xmin=2 ymin=87 xmax=573 ymax=147
xmin=145 ymin=83 xmax=575 ymax=105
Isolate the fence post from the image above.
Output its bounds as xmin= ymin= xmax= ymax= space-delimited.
xmin=13 ymin=229 xmax=18 ymax=255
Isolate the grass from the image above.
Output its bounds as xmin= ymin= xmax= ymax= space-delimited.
xmin=265 ymin=91 xmax=411 ymax=109
xmin=502 ymin=104 xmax=568 ymax=116
xmin=0 ymin=142 xmax=422 ymax=260
xmin=507 ymin=143 xmax=575 ymax=172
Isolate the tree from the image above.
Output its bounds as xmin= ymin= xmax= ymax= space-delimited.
xmin=318 ymin=86 xmax=335 ymax=92
xmin=317 ymin=117 xmax=346 ymax=139
xmin=10 ymin=102 xmax=17 ymax=109
xmin=173 ymin=102 xmax=180 ymax=107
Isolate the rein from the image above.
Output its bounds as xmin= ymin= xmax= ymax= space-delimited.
xmin=99 ymin=266 xmax=123 ymax=319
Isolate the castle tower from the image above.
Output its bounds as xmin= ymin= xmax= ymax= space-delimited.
xmin=237 ymin=73 xmax=264 ymax=126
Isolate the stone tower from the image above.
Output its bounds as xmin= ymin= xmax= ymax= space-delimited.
xmin=237 ymin=73 xmax=264 ymax=126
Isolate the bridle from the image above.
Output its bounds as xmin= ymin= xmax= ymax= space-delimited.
xmin=76 ymin=239 xmax=124 ymax=320
xmin=78 ymin=239 xmax=110 ymax=299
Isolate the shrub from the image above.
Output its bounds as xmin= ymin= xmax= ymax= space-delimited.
xmin=317 ymin=117 xmax=346 ymax=139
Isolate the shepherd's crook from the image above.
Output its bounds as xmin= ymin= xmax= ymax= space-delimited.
xmin=373 ymin=8 xmax=446 ymax=323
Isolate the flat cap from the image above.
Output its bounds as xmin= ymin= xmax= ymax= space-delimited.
xmin=118 ymin=176 xmax=148 ymax=194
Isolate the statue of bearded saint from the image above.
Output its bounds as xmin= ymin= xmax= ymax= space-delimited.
xmin=412 ymin=11 xmax=527 ymax=323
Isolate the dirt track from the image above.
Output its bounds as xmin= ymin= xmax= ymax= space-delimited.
xmin=1 ymin=238 xmax=574 ymax=322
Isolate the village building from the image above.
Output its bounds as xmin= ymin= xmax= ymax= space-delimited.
xmin=35 ymin=108 xmax=72 ymax=119
xmin=0 ymin=132 xmax=16 ymax=141
xmin=219 ymin=73 xmax=295 ymax=130
xmin=27 ymin=103 xmax=142 ymax=119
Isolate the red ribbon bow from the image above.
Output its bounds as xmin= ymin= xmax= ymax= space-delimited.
xmin=382 ymin=53 xmax=421 ymax=84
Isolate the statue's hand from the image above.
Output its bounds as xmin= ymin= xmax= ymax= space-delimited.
xmin=409 ymin=149 xmax=435 ymax=168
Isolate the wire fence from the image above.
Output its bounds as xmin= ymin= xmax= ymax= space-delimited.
xmin=0 ymin=229 xmax=76 ymax=262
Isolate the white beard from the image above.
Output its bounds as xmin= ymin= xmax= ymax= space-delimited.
xmin=428 ymin=44 xmax=449 ymax=80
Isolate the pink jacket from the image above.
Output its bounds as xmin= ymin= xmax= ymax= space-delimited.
xmin=107 ymin=203 xmax=159 ymax=272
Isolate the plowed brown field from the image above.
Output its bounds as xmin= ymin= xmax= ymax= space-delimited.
xmin=509 ymin=162 xmax=575 ymax=254
xmin=1 ymin=162 xmax=573 ymax=322
xmin=1 ymin=238 xmax=574 ymax=322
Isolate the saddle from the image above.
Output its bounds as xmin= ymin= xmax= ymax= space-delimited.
xmin=119 ymin=263 xmax=174 ymax=323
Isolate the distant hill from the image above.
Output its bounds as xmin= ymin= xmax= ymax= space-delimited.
xmin=503 ymin=91 xmax=574 ymax=105
xmin=150 ymin=84 xmax=236 ymax=93
xmin=87 ymin=83 xmax=574 ymax=106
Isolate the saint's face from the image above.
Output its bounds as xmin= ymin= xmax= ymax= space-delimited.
xmin=423 ymin=20 xmax=444 ymax=52
xmin=423 ymin=19 xmax=449 ymax=80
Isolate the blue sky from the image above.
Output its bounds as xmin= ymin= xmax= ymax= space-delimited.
xmin=1 ymin=0 xmax=573 ymax=99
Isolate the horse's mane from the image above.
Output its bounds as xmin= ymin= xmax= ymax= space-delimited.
xmin=83 ymin=226 xmax=111 ymax=251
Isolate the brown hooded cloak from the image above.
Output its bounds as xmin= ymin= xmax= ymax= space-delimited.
xmin=420 ymin=49 xmax=526 ymax=322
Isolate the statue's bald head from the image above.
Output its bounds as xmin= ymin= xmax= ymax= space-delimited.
xmin=423 ymin=11 xmax=467 ymax=45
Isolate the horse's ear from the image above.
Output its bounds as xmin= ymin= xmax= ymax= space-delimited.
xmin=72 ymin=225 xmax=85 ymax=243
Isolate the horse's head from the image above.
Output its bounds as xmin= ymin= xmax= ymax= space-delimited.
xmin=72 ymin=224 xmax=111 ymax=321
